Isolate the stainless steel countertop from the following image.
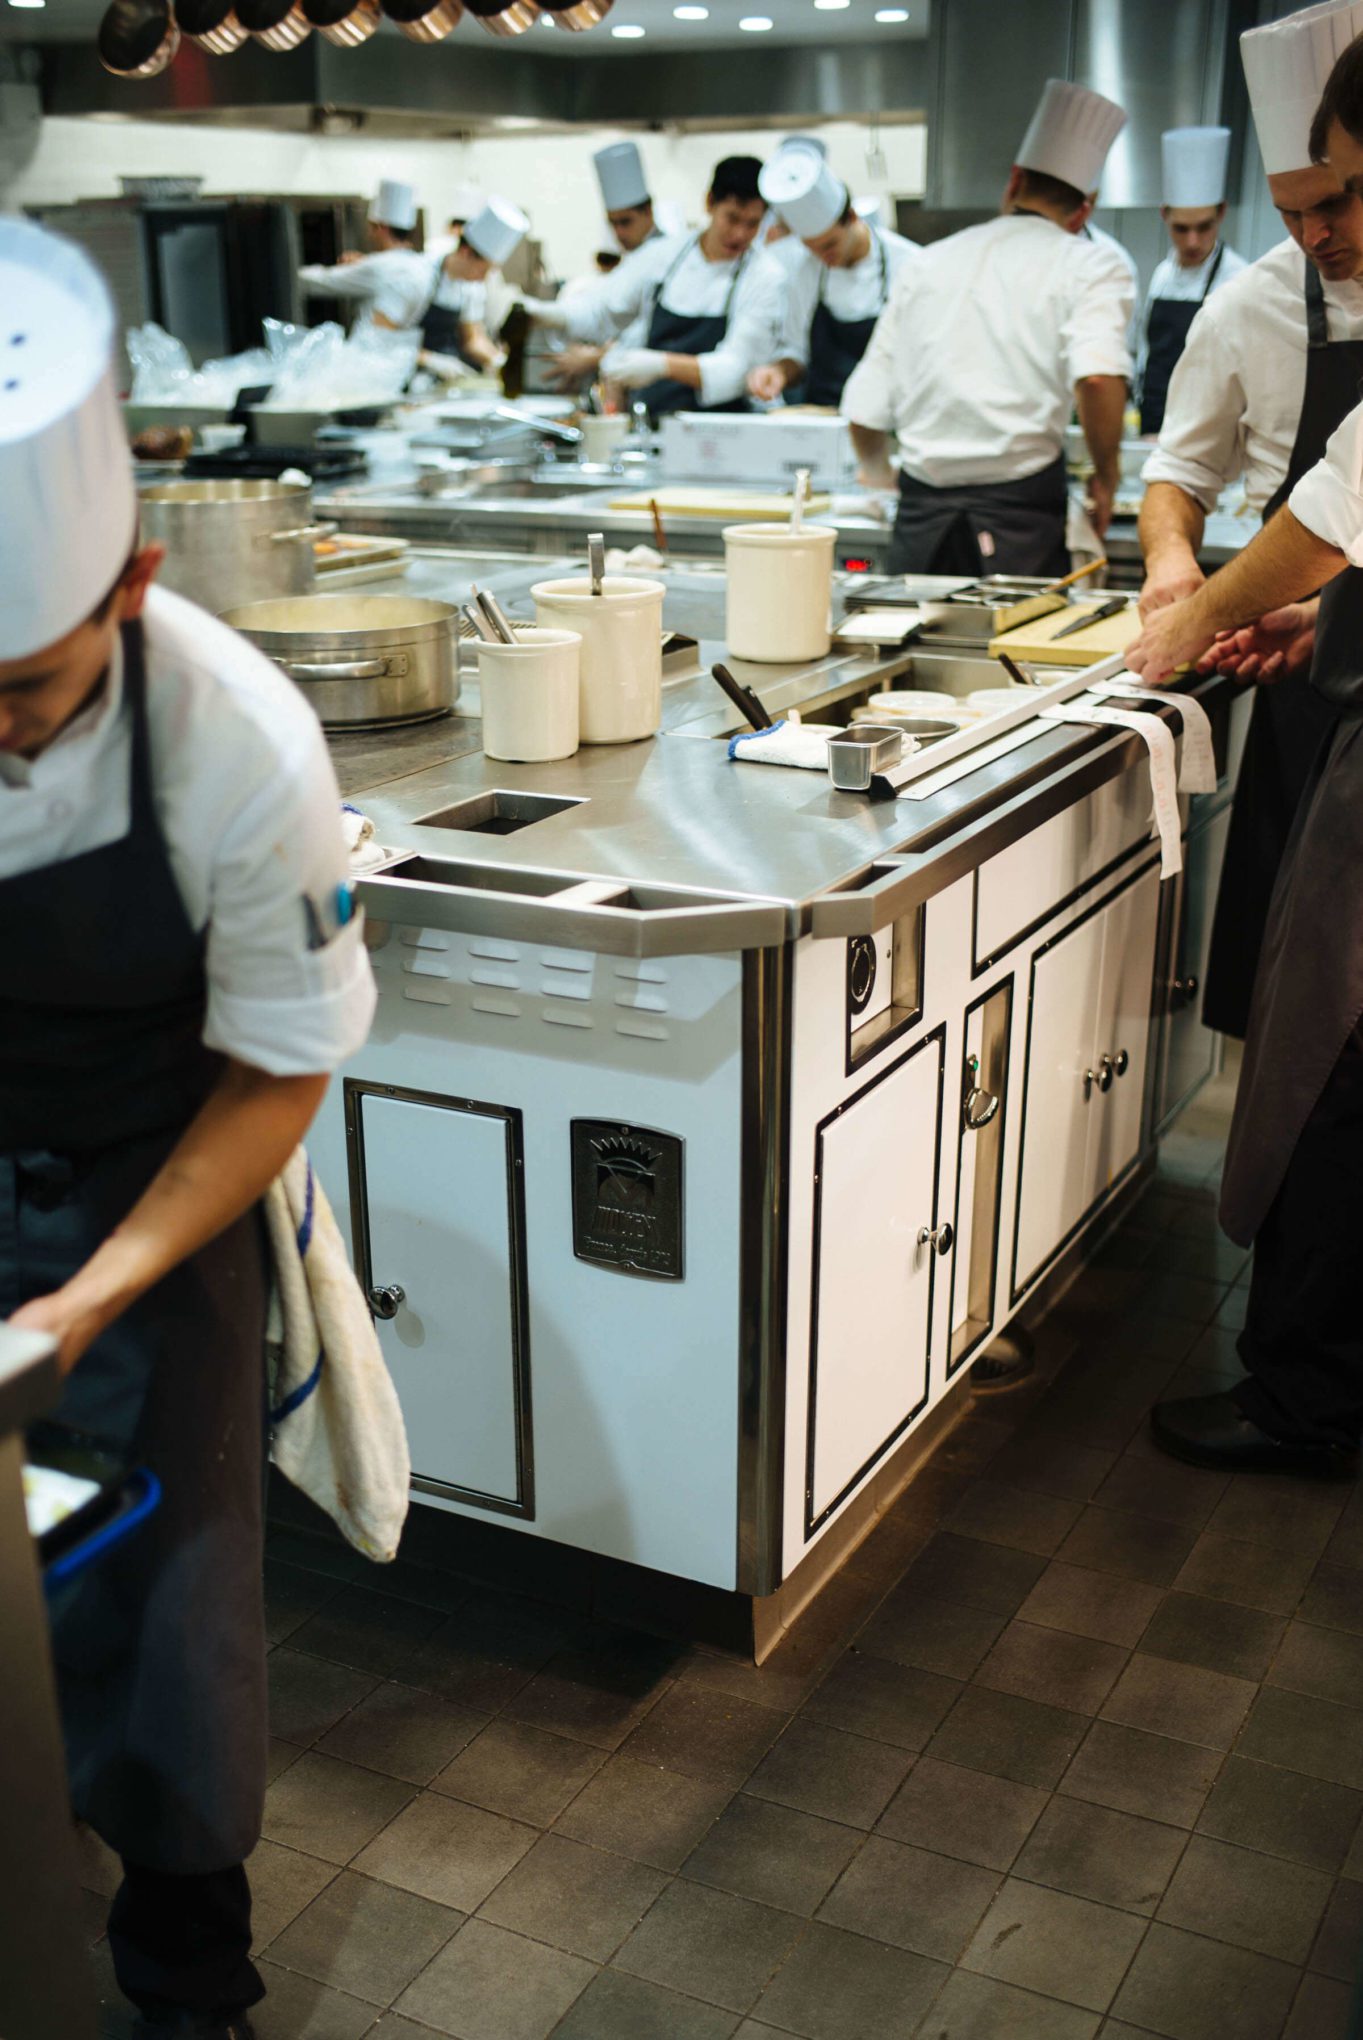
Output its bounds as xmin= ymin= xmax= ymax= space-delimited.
xmin=332 ymin=549 xmax=1230 ymax=920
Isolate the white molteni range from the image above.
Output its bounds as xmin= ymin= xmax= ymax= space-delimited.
xmin=308 ymin=652 xmax=1246 ymax=1609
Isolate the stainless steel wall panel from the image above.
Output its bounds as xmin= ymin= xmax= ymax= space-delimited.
xmin=925 ymin=0 xmax=1073 ymax=209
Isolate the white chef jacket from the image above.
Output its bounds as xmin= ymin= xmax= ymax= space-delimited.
xmin=1134 ymin=243 xmax=1248 ymax=389
xmin=561 ymin=230 xmax=786 ymax=408
xmin=776 ymin=229 xmax=919 ymax=370
xmin=841 ymin=212 xmax=1133 ymax=488
xmin=297 ymin=247 xmax=434 ymax=332
xmin=0 ymin=585 xmax=375 ymax=1076
xmin=427 ymin=262 xmax=487 ymax=329
xmin=1289 ymin=398 xmax=1363 ymax=562
xmin=1142 ymin=238 xmax=1363 ymax=516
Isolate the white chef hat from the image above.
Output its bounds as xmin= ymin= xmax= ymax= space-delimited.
xmin=463 ymin=196 xmax=530 ymax=266
xmin=1161 ymin=127 xmax=1232 ymax=207
xmin=759 ymin=148 xmax=849 ymax=239
xmin=1241 ymin=0 xmax=1363 ymax=176
xmin=779 ymin=133 xmax=828 ymax=160
xmin=370 ymin=179 xmax=418 ymax=231
xmin=594 ymin=141 xmax=650 ymax=211
xmin=0 ymin=216 xmax=136 ymax=661
xmin=1016 ymin=79 xmax=1127 ymax=195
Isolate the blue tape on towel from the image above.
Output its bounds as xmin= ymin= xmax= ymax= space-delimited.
xmin=727 ymin=719 xmax=788 ymax=761
xmin=271 ymin=1349 xmax=325 ymax=1425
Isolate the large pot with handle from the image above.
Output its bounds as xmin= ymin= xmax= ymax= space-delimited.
xmin=138 ymin=478 xmax=332 ymax=614
xmin=219 ymin=593 xmax=460 ymax=727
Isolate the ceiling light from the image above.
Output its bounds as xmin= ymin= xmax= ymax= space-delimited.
xmin=738 ymin=13 xmax=772 ymax=27
xmin=875 ymin=5 xmax=909 ymax=16
xmin=815 ymin=1 xmax=850 ymax=9
xmin=611 ymin=19 xmax=644 ymax=31
xmin=673 ymin=3 xmax=707 ymax=15
xmin=7 ymin=2 xmax=48 ymax=11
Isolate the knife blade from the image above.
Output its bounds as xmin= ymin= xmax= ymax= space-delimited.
xmin=1051 ymin=596 xmax=1128 ymax=641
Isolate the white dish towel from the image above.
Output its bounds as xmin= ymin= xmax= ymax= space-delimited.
xmin=264 ymin=1148 xmax=411 ymax=1563
xmin=728 ymin=719 xmax=841 ymax=770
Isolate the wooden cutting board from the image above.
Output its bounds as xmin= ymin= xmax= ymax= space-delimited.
xmin=609 ymin=487 xmax=833 ymax=519
xmin=989 ymin=600 xmax=1142 ymax=666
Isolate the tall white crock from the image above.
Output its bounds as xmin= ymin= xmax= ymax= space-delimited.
xmin=530 ymin=575 xmax=665 ymax=744
xmin=723 ymin=522 xmax=837 ymax=664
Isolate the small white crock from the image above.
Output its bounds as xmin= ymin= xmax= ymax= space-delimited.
xmin=477 ymin=626 xmax=581 ymax=762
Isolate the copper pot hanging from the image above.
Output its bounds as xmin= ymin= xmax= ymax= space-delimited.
xmin=98 ymin=0 xmax=181 ymax=76
xmin=236 ymin=0 xmax=311 ymax=47
xmin=174 ymin=0 xmax=249 ymax=51
xmin=463 ymin=0 xmax=542 ymax=36
xmin=534 ymin=0 xmax=612 ymax=26
xmin=302 ymin=0 xmax=381 ymax=43
xmin=381 ymin=0 xmax=463 ymax=37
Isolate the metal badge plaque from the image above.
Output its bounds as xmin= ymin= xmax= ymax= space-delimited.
xmin=571 ymin=1121 xmax=685 ymax=1280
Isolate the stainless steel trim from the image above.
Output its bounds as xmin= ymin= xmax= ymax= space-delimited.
xmin=735 ymin=942 xmax=792 ymax=1597
xmin=355 ymin=858 xmax=790 ymax=958
xmin=809 ymin=859 xmax=917 ymax=939
xmin=265 ymin=522 xmax=337 ymax=546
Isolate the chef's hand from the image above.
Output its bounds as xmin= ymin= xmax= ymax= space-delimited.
xmin=9 ymin=1289 xmax=112 ymax=1376
xmin=543 ymin=343 xmax=604 ymax=388
xmin=599 ymin=346 xmax=667 ymax=389
xmin=747 ymin=364 xmax=786 ymax=404
xmin=1139 ymin=551 xmax=1205 ymax=619
xmin=1086 ymin=471 xmax=1118 ymax=540
xmin=1195 ymin=602 xmax=1318 ymax=683
xmin=1125 ymin=591 xmax=1218 ymax=685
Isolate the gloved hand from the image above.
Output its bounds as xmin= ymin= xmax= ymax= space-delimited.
xmin=600 ymin=346 xmax=668 ymax=389
xmin=520 ymin=296 xmax=572 ymax=330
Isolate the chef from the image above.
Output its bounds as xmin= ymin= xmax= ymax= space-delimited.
xmin=745 ymin=147 xmax=917 ymax=409
xmin=419 ymin=195 xmax=529 ymax=380
xmin=1125 ymin=28 xmax=1363 ymax=1481
xmin=526 ymin=155 xmax=784 ymax=418
xmin=0 ymin=217 xmax=374 ymax=2037
xmin=842 ymin=79 xmax=1132 ymax=577
xmin=1137 ymin=128 xmax=1246 ymax=435
xmin=1139 ymin=0 xmax=1363 ymax=1041
xmin=298 ymin=178 xmax=432 ymax=334
xmin=540 ymin=142 xmax=659 ymax=390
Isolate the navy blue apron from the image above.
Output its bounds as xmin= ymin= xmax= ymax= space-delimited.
xmin=806 ymin=229 xmax=889 ymax=409
xmin=1139 ymin=242 xmax=1225 ymax=438
xmin=638 ymin=233 xmax=752 ymax=419
xmin=1202 ymin=259 xmax=1362 ymax=1039
xmin=1221 ymin=557 xmax=1363 ymax=1246
xmin=0 ymin=622 xmax=268 ymax=1878
xmin=420 ymin=259 xmax=477 ymax=366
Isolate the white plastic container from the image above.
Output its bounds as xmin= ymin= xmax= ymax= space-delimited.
xmin=531 ymin=575 xmax=665 ymax=744
xmin=968 ymin=686 xmax=1033 ymax=718
xmin=723 ymin=522 xmax=837 ymax=664
xmin=579 ymin=413 xmax=630 ymax=465
xmin=477 ymin=626 xmax=581 ymax=763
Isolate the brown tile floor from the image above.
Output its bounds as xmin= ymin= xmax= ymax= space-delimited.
xmin=81 ymin=1067 xmax=1363 ymax=2038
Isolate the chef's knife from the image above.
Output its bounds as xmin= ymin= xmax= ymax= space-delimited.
xmin=1052 ymin=596 xmax=1128 ymax=641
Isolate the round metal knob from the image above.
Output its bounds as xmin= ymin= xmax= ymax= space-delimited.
xmin=1113 ymin=1048 xmax=1130 ymax=1078
xmin=367 ymin=1284 xmax=406 ymax=1320
xmin=918 ymin=1222 xmax=954 ymax=1257
xmin=1096 ymin=1056 xmax=1115 ymax=1093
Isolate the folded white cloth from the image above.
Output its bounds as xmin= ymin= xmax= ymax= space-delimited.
xmin=342 ymin=803 xmax=392 ymax=874
xmin=729 ymin=719 xmax=840 ymax=770
xmin=265 ymin=1147 xmax=410 ymax=1562
xmin=604 ymin=544 xmax=666 ymax=574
